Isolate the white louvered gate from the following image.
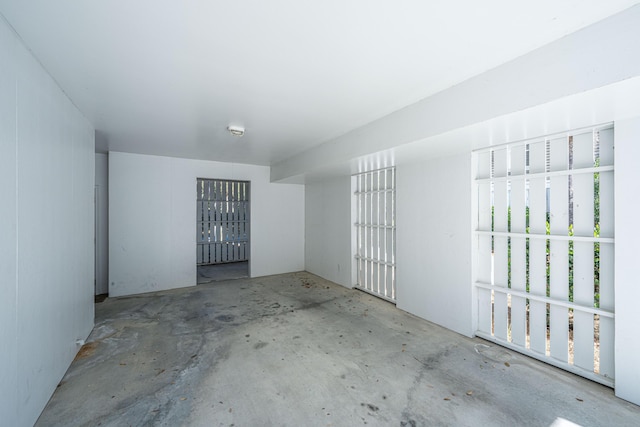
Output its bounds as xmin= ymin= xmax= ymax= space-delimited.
xmin=197 ymin=179 xmax=250 ymax=265
xmin=354 ymin=168 xmax=396 ymax=302
xmin=473 ymin=125 xmax=615 ymax=386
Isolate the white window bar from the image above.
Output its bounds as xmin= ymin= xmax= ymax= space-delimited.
xmin=354 ymin=167 xmax=396 ymax=302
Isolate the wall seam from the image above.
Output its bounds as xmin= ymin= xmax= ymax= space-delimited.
xmin=13 ymin=43 xmax=20 ymax=423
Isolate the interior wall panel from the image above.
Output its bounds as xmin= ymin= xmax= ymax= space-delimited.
xmin=0 ymin=16 xmax=95 ymax=427
xmin=614 ymin=118 xmax=640 ymax=405
xmin=109 ymin=152 xmax=305 ymax=297
xmin=396 ymin=153 xmax=473 ymax=337
xmin=0 ymin=16 xmax=18 ymax=424
xmin=304 ymin=175 xmax=354 ymax=288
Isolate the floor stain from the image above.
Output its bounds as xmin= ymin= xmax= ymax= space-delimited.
xmin=74 ymin=342 xmax=98 ymax=360
xmin=361 ymin=403 xmax=379 ymax=412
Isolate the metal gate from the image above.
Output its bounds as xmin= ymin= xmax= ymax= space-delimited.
xmin=354 ymin=167 xmax=396 ymax=302
xmin=473 ymin=125 xmax=614 ymax=386
xmin=197 ymin=178 xmax=249 ymax=265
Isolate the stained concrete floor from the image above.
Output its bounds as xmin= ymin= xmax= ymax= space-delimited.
xmin=197 ymin=262 xmax=249 ymax=284
xmin=37 ymin=272 xmax=640 ymax=427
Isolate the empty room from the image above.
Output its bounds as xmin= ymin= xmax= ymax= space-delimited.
xmin=2 ymin=1 xmax=640 ymax=426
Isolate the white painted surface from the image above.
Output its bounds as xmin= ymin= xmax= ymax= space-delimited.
xmin=395 ymin=154 xmax=473 ymax=337
xmin=614 ymin=117 xmax=640 ymax=405
xmin=273 ymin=5 xmax=640 ymax=181
xmin=1 ymin=2 xmax=637 ymax=165
xmin=109 ymin=152 xmax=304 ymax=297
xmin=304 ymin=176 xmax=354 ymax=288
xmin=0 ymin=15 xmax=18 ymax=424
xmin=95 ymin=153 xmax=109 ymax=295
xmin=0 ymin=15 xmax=95 ymax=427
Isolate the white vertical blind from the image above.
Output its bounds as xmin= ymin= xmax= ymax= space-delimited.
xmin=510 ymin=146 xmax=527 ymax=347
xmin=494 ymin=171 xmax=509 ymax=341
xmin=528 ymin=165 xmax=547 ymax=355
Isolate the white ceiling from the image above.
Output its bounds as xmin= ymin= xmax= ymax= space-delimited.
xmin=1 ymin=1 xmax=638 ymax=166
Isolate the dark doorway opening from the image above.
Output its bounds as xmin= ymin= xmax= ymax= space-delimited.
xmin=197 ymin=178 xmax=250 ymax=283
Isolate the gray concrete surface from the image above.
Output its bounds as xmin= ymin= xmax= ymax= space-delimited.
xmin=198 ymin=262 xmax=249 ymax=284
xmin=37 ymin=272 xmax=640 ymax=426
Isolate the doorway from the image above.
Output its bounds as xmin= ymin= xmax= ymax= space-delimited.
xmin=94 ymin=153 xmax=109 ymax=301
xmin=197 ymin=178 xmax=250 ymax=283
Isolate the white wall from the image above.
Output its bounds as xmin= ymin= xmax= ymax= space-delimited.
xmin=0 ymin=15 xmax=18 ymax=424
xmin=109 ymin=152 xmax=305 ymax=297
xmin=95 ymin=153 xmax=109 ymax=295
xmin=273 ymin=5 xmax=640 ymax=181
xmin=614 ymin=117 xmax=640 ymax=405
xmin=0 ymin=16 xmax=95 ymax=427
xmin=305 ymin=175 xmax=354 ymax=287
xmin=395 ymin=154 xmax=473 ymax=337
xmin=303 ymin=155 xmax=473 ymax=337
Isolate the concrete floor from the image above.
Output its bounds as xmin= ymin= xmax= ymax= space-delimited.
xmin=197 ymin=262 xmax=249 ymax=284
xmin=37 ymin=272 xmax=639 ymax=427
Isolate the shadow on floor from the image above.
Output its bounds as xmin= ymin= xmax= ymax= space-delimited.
xmin=197 ymin=261 xmax=249 ymax=284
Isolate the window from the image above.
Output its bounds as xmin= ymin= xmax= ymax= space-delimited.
xmin=473 ymin=125 xmax=614 ymax=386
xmin=354 ymin=168 xmax=396 ymax=302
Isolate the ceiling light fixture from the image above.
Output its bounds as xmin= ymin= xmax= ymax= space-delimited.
xmin=227 ymin=124 xmax=245 ymax=137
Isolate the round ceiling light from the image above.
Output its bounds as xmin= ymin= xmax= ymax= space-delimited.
xmin=227 ymin=124 xmax=245 ymax=137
